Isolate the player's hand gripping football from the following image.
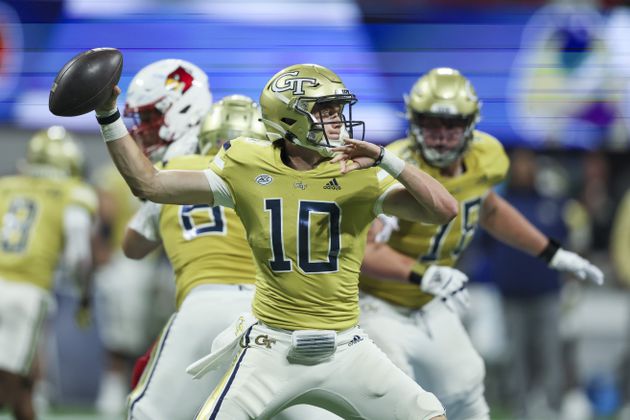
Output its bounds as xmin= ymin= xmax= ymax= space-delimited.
xmin=95 ymin=85 xmax=122 ymax=115
xmin=549 ymin=248 xmax=604 ymax=285
xmin=330 ymin=138 xmax=382 ymax=174
xmin=421 ymin=265 xmax=470 ymax=313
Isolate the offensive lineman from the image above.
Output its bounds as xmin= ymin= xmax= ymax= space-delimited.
xmin=359 ymin=67 xmax=604 ymax=420
xmin=91 ymin=63 xmax=456 ymax=419
xmin=0 ymin=127 xmax=96 ymax=420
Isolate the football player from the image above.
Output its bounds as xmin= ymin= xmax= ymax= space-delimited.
xmin=93 ymin=58 xmax=211 ymax=415
xmin=0 ymin=127 xmax=97 ymax=420
xmin=358 ymin=67 xmax=604 ymax=420
xmin=123 ymin=95 xmax=263 ymax=420
xmin=91 ymin=63 xmax=456 ymax=419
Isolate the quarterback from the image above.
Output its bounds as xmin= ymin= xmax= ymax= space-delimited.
xmin=359 ymin=67 xmax=604 ymax=420
xmin=0 ymin=127 xmax=96 ymax=420
xmin=91 ymin=63 xmax=456 ymax=419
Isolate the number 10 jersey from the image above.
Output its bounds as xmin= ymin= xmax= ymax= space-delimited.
xmin=208 ymin=138 xmax=398 ymax=331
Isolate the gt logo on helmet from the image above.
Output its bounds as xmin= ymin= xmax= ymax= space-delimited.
xmin=271 ymin=71 xmax=319 ymax=95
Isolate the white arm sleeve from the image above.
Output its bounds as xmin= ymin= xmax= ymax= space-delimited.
xmin=63 ymin=205 xmax=92 ymax=271
xmin=128 ymin=201 xmax=163 ymax=242
xmin=203 ymin=168 xmax=235 ymax=208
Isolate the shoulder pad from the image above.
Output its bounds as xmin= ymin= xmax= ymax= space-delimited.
xmin=470 ymin=130 xmax=509 ymax=184
xmin=67 ymin=181 xmax=98 ymax=214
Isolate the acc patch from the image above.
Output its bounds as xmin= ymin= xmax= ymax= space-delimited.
xmin=255 ymin=174 xmax=272 ymax=185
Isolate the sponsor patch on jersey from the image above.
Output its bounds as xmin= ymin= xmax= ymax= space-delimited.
xmin=255 ymin=174 xmax=273 ymax=185
xmin=294 ymin=181 xmax=307 ymax=190
xmin=323 ymin=178 xmax=341 ymax=190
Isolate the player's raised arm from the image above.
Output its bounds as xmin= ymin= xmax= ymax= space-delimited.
xmin=95 ymin=87 xmax=214 ymax=206
xmin=380 ymin=159 xmax=458 ymax=224
xmin=480 ymin=190 xmax=603 ymax=285
xmin=331 ymin=138 xmax=457 ymax=224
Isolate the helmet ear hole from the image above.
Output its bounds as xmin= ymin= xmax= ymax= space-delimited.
xmin=281 ymin=117 xmax=296 ymax=126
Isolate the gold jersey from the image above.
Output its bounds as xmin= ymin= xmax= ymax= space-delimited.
xmin=159 ymin=155 xmax=256 ymax=308
xmin=360 ymin=130 xmax=509 ymax=308
xmin=209 ymin=138 xmax=398 ymax=331
xmin=0 ymin=175 xmax=97 ymax=290
xmin=94 ymin=164 xmax=140 ymax=249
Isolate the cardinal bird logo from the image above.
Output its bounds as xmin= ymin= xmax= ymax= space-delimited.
xmin=165 ymin=66 xmax=194 ymax=94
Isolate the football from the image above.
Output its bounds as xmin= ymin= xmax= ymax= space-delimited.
xmin=49 ymin=48 xmax=123 ymax=117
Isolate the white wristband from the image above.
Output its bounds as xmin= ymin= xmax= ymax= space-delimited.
xmin=379 ymin=148 xmax=406 ymax=178
xmin=96 ymin=109 xmax=129 ymax=142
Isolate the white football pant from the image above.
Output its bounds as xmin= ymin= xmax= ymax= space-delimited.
xmin=95 ymin=252 xmax=174 ymax=356
xmin=0 ymin=278 xmax=52 ymax=375
xmin=195 ymin=322 xmax=445 ymax=420
xmin=359 ymin=292 xmax=489 ymax=420
xmin=127 ymin=285 xmax=253 ymax=420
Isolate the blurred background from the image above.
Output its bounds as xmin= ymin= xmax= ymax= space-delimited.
xmin=2 ymin=0 xmax=630 ymax=419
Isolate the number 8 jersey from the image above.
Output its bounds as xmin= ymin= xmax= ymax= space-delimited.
xmin=141 ymin=154 xmax=258 ymax=309
xmin=0 ymin=176 xmax=97 ymax=290
xmin=360 ymin=131 xmax=509 ymax=308
xmin=208 ymin=138 xmax=399 ymax=331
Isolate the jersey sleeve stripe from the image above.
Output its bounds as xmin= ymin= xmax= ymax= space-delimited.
xmin=373 ymin=184 xmax=405 ymax=217
xmin=203 ymin=169 xmax=235 ymax=209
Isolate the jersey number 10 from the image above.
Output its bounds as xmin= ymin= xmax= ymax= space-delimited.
xmin=265 ymin=199 xmax=341 ymax=274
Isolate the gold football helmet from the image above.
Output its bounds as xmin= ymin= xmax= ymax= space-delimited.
xmin=259 ymin=63 xmax=364 ymax=157
xmin=198 ymin=95 xmax=267 ymax=155
xmin=406 ymin=67 xmax=480 ymax=168
xmin=25 ymin=126 xmax=85 ymax=178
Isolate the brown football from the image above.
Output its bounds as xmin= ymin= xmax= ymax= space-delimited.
xmin=49 ymin=48 xmax=123 ymax=117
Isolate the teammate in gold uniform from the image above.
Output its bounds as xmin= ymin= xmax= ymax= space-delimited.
xmin=0 ymin=127 xmax=96 ymax=420
xmin=359 ymin=68 xmax=604 ymax=420
xmin=91 ymin=63 xmax=457 ymax=419
xmin=123 ymin=95 xmax=262 ymax=420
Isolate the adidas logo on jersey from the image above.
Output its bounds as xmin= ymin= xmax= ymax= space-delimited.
xmin=323 ymin=178 xmax=341 ymax=190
